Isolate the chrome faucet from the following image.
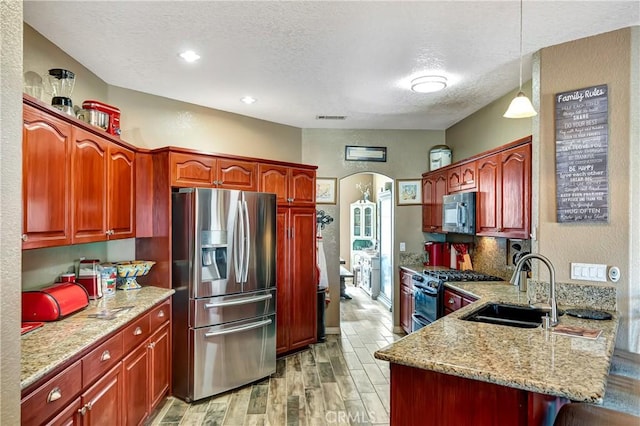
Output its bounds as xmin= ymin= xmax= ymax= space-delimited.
xmin=510 ymin=253 xmax=559 ymax=326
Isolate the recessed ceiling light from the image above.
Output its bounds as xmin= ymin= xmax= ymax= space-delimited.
xmin=410 ymin=75 xmax=447 ymax=93
xmin=241 ymin=96 xmax=257 ymax=104
xmin=179 ymin=50 xmax=201 ymax=63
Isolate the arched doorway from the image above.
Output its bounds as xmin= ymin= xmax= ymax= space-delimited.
xmin=339 ymin=172 xmax=394 ymax=310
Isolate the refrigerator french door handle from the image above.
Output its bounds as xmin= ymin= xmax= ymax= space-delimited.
xmin=242 ymin=199 xmax=250 ymax=282
xmin=204 ymin=318 xmax=272 ymax=337
xmin=204 ymin=293 xmax=272 ymax=308
xmin=233 ymin=200 xmax=244 ymax=282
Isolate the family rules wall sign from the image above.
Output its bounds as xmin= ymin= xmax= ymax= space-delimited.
xmin=555 ymin=84 xmax=609 ymax=223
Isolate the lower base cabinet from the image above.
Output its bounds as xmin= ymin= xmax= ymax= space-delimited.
xmin=390 ymin=363 xmax=568 ymax=425
xmin=20 ymin=298 xmax=171 ymax=426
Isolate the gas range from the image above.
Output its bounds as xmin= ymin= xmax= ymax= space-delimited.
xmin=422 ymin=269 xmax=504 ymax=283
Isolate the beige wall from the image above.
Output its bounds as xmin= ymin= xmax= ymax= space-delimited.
xmin=302 ymin=129 xmax=445 ymax=330
xmin=23 ymin=24 xmax=303 ymax=163
xmin=1 ymin=2 xmax=23 ymax=423
xmin=108 ymin=86 xmax=302 ymax=161
xmin=446 ymin=80 xmax=534 ymax=160
xmin=538 ymin=28 xmax=637 ymax=351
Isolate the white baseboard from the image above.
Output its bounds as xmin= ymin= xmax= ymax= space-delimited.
xmin=325 ymin=327 xmax=341 ymax=335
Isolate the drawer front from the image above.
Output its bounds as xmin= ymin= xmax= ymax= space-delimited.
xmin=82 ymin=331 xmax=124 ymax=386
xmin=123 ymin=313 xmax=150 ymax=354
xmin=149 ymin=299 xmax=171 ymax=331
xmin=444 ymin=289 xmax=463 ymax=312
xmin=21 ymin=360 xmax=82 ymax=425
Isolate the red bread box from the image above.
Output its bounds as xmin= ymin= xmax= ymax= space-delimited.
xmin=22 ymin=283 xmax=90 ymax=322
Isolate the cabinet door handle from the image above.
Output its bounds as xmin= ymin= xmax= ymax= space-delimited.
xmin=148 ymin=341 xmax=156 ymax=349
xmin=86 ymin=402 xmax=93 ymax=411
xmin=78 ymin=406 xmax=87 ymax=416
xmin=21 ymin=234 xmax=28 ymax=242
xmin=448 ymin=298 xmax=455 ymax=305
xmin=100 ymin=350 xmax=111 ymax=361
xmin=157 ymin=310 xmax=165 ymax=318
xmin=133 ymin=327 xmax=143 ymax=336
xmin=47 ymin=387 xmax=62 ymax=403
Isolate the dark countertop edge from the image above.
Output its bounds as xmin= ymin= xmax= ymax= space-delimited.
xmin=20 ymin=287 xmax=174 ymax=390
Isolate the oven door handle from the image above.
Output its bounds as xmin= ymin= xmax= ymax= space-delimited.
xmin=414 ymin=285 xmax=438 ymax=296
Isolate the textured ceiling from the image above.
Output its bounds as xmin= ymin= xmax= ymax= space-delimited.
xmin=24 ymin=1 xmax=639 ymax=130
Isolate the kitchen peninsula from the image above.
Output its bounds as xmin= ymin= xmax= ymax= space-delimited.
xmin=374 ymin=279 xmax=619 ymax=425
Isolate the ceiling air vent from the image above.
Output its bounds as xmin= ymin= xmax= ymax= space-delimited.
xmin=316 ymin=115 xmax=346 ymax=120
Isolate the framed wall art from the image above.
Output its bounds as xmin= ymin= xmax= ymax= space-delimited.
xmin=316 ymin=178 xmax=338 ymax=204
xmin=396 ymin=179 xmax=421 ymax=205
xmin=344 ymin=145 xmax=387 ymax=162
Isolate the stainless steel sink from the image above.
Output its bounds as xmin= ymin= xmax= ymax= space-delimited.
xmin=460 ymin=303 xmax=562 ymax=328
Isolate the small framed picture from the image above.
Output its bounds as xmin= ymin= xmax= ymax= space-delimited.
xmin=396 ymin=179 xmax=422 ymax=205
xmin=316 ymin=178 xmax=338 ymax=204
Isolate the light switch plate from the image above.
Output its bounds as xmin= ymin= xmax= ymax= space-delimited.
xmin=570 ymin=262 xmax=607 ymax=282
xmin=399 ymin=242 xmax=406 ymax=252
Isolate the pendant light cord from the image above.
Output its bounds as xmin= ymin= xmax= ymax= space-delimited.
xmin=518 ymin=0 xmax=523 ymax=90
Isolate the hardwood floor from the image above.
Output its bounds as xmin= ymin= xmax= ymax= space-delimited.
xmin=148 ymin=281 xmax=402 ymax=425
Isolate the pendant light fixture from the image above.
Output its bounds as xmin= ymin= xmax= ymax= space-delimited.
xmin=504 ymin=0 xmax=537 ymax=118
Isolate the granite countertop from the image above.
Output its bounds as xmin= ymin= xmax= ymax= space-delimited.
xmin=375 ymin=280 xmax=619 ymax=403
xmin=21 ymin=286 xmax=174 ymax=390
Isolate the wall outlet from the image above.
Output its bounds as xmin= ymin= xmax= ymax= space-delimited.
xmin=570 ymin=263 xmax=607 ymax=282
xmin=399 ymin=242 xmax=406 ymax=252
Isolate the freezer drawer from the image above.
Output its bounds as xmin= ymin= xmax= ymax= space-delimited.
xmin=190 ymin=314 xmax=276 ymax=401
xmin=190 ymin=288 xmax=276 ymax=329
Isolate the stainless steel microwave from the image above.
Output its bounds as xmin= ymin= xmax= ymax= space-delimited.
xmin=442 ymin=192 xmax=476 ymax=234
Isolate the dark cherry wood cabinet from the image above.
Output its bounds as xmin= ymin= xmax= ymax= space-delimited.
xmin=21 ymin=298 xmax=171 ymax=426
xmin=447 ymin=161 xmax=477 ymax=192
xmin=23 ymin=100 xmax=136 ymax=249
xmin=390 ymin=363 xmax=567 ymax=426
xmin=259 ymin=164 xmax=315 ymax=206
xmin=276 ymin=206 xmax=317 ymax=354
xmin=72 ymin=128 xmax=136 ymax=243
xmin=443 ymin=287 xmax=477 ymax=316
xmin=169 ymin=152 xmax=257 ymax=190
xmin=399 ymin=269 xmax=415 ymax=334
xmin=22 ymin=105 xmax=72 ymax=249
xmin=476 ymin=143 xmax=531 ymax=238
xmin=80 ymin=363 xmax=123 ymax=425
xmin=107 ymin=144 xmax=136 ymax=240
xmin=422 ymin=170 xmax=447 ymax=232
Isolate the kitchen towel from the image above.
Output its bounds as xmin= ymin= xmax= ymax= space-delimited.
xmin=316 ymin=229 xmax=328 ymax=289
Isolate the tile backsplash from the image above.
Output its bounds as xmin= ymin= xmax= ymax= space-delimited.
xmin=471 ymin=237 xmax=531 ymax=280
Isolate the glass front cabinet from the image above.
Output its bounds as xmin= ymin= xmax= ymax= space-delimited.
xmin=350 ymin=200 xmax=376 ymax=251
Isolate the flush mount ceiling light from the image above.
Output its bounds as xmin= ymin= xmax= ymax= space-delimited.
xmin=240 ymin=96 xmax=257 ymax=105
xmin=179 ymin=50 xmax=201 ymax=63
xmin=504 ymin=0 xmax=537 ymax=118
xmin=410 ymin=75 xmax=447 ymax=93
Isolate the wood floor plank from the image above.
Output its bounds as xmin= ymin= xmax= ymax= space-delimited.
xmin=286 ymin=395 xmax=300 ymax=426
xmin=304 ymin=387 xmax=326 ymax=419
xmin=247 ymin=383 xmax=269 ymax=415
xmin=287 ymin=371 xmax=305 ymax=396
xmin=243 ymin=414 xmax=266 ymax=425
xmin=314 ymin=343 xmax=330 ymax=362
xmin=224 ymin=387 xmax=251 ymax=425
xmin=302 ymin=364 xmax=321 ymax=389
xmin=268 ymin=377 xmax=287 ymax=406
xmin=318 ymin=361 xmax=337 ymax=383
xmin=329 ymin=355 xmax=350 ymax=377
xmin=335 ymin=375 xmax=361 ymax=401
xmin=322 ymin=382 xmax=346 ymax=412
xmin=300 ymin=349 xmax=316 ymax=367
xmin=160 ymin=398 xmax=190 ymax=423
xmin=202 ymin=402 xmax=228 ymax=426
xmin=265 ymin=402 xmax=286 ymax=426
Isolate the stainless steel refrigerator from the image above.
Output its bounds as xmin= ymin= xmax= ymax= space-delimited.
xmin=171 ymin=188 xmax=277 ymax=402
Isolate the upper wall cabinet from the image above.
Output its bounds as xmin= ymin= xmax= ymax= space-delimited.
xmin=170 ymin=152 xmax=257 ymax=190
xmin=259 ymin=164 xmax=315 ymax=206
xmin=476 ymin=143 xmax=531 ymax=239
xmin=422 ymin=170 xmax=447 ymax=233
xmin=22 ymin=100 xmax=136 ymax=249
xmin=22 ymin=105 xmax=72 ymax=249
xmin=447 ymin=161 xmax=476 ymax=192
